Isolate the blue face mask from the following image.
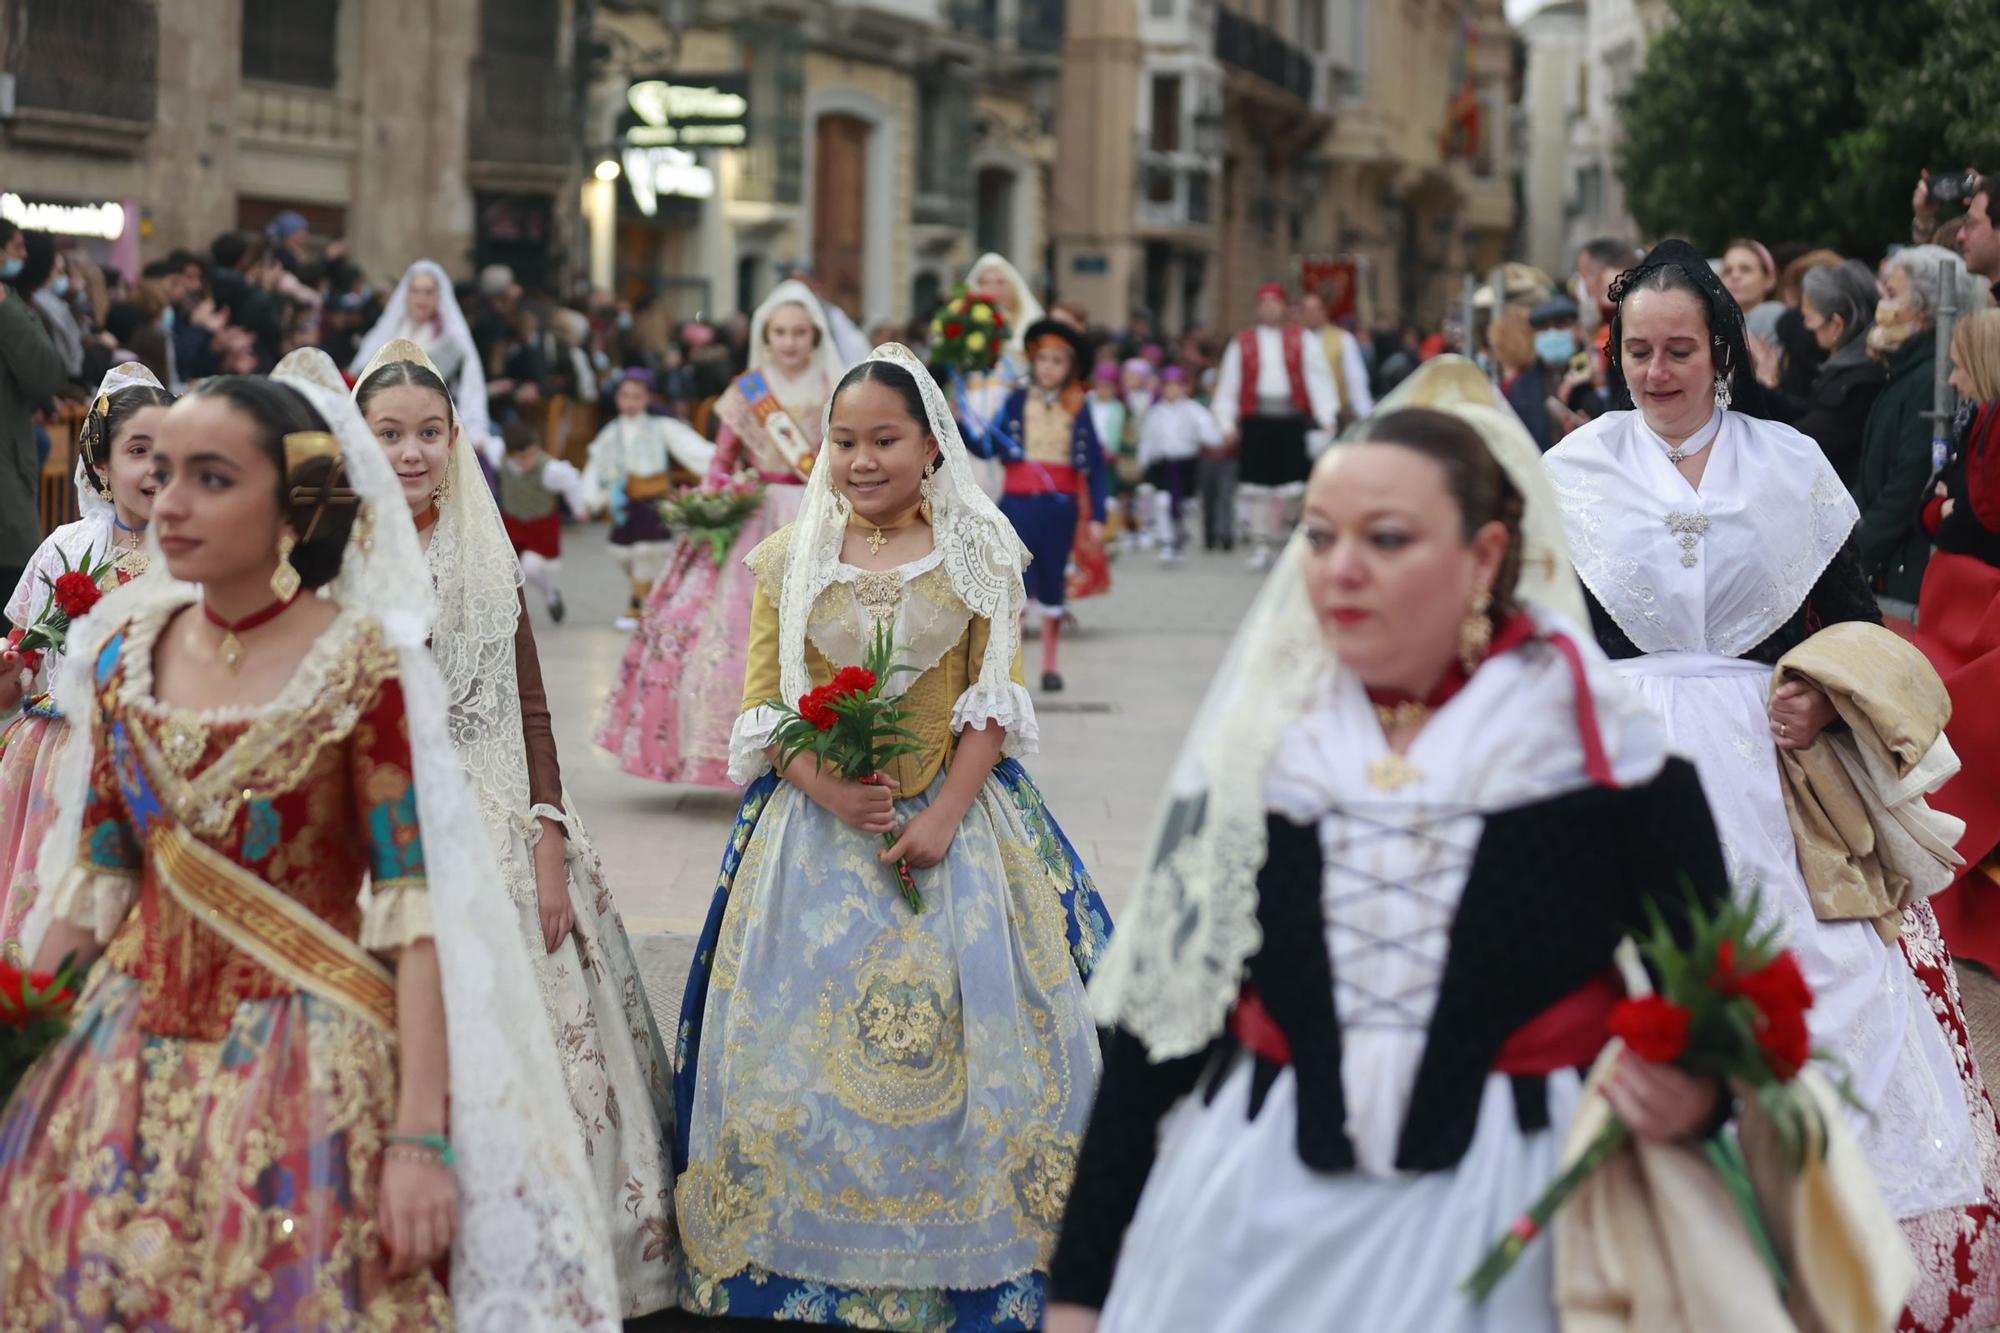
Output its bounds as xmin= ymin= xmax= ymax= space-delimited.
xmin=616 ymin=311 xmax=634 ymax=331
xmin=50 ymin=274 xmax=69 ymax=297
xmin=0 ymin=257 xmax=21 ymax=280
xmin=161 ymin=305 xmax=175 ymax=331
xmin=1535 ymin=328 xmax=1578 ymax=365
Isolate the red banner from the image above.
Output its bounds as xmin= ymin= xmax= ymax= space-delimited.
xmin=1299 ymin=257 xmax=1359 ymax=324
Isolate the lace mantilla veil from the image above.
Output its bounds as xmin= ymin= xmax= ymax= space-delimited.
xmin=32 ymin=372 xmax=622 ymax=1328
xmin=78 ymin=361 xmax=168 ymax=525
xmin=349 ymin=259 xmax=495 ymax=454
xmin=1087 ymin=356 xmax=1589 ymax=1060
xmin=773 ymin=342 xmax=1035 ymax=745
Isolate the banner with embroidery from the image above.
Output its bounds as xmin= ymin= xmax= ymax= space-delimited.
xmin=718 ymin=372 xmax=815 ymax=480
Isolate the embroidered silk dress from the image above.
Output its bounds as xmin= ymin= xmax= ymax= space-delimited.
xmin=0 ymin=522 xmax=148 ymax=957
xmin=670 ymin=524 xmax=1112 ymax=1330
xmin=595 ymin=337 xmax=833 ymax=789
xmin=1547 ymin=407 xmax=2000 ymax=1331
xmin=0 ymin=603 xmax=450 ymax=1328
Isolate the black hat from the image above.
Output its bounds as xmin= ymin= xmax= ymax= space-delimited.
xmin=1023 ymin=318 xmax=1088 ymax=384
xmin=1529 ymin=295 xmax=1579 ymax=328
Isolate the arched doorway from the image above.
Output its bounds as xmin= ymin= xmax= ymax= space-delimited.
xmin=813 ymin=113 xmax=872 ymax=318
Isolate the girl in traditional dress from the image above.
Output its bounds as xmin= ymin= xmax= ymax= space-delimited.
xmin=0 ymin=371 xmax=618 ymax=1327
xmin=980 ymin=319 xmax=1109 ymax=693
xmin=1046 ymin=358 xmax=1866 ymax=1333
xmin=351 ymin=340 xmax=679 ymax=1316
xmin=0 ymin=365 xmax=170 ymax=955
xmin=582 ymin=370 xmax=718 ymax=630
xmin=1543 ymin=239 xmax=2000 ymax=1330
xmin=673 ymin=343 xmax=1111 ymax=1330
xmin=594 ymin=280 xmax=845 ymax=788
xmin=350 ymin=260 xmax=495 ymax=460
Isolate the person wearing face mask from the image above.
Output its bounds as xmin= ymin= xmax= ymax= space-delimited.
xmin=1857 ymin=245 xmax=1996 ymax=611
xmin=23 ymin=240 xmax=83 ymax=384
xmin=0 ymin=221 xmax=66 ymax=625
xmin=1751 ymin=261 xmax=1885 ymax=490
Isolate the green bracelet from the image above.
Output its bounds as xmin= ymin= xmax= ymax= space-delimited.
xmin=387 ymin=1132 xmax=455 ymax=1167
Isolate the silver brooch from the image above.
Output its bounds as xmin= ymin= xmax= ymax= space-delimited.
xmin=1664 ymin=511 xmax=1711 ymax=568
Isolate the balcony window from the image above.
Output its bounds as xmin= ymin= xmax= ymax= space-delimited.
xmin=1149 ymin=74 xmax=1182 ymax=153
xmin=949 ymin=0 xmax=999 ymax=38
xmin=470 ymin=0 xmax=566 ymax=165
xmin=12 ymin=0 xmax=158 ymax=123
xmin=242 ymin=0 xmax=337 ymax=88
xmin=738 ymin=28 xmax=805 ymax=206
xmin=1019 ymin=0 xmax=1065 ymax=52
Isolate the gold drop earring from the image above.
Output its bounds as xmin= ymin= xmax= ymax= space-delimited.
xmin=919 ymin=460 xmax=938 ymax=526
xmin=270 ymin=531 xmax=302 ymax=602
xmin=1457 ymin=587 xmax=1492 ymax=673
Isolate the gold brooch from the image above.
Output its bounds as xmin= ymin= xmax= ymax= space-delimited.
xmin=1367 ymin=752 xmax=1424 ymax=793
xmin=158 ymin=712 xmax=211 ymax=775
xmin=1372 ymin=701 xmax=1433 ymax=733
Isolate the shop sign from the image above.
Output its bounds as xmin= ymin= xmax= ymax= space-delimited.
xmin=0 ymin=192 xmax=126 ymax=241
xmin=624 ymin=74 xmax=751 ymax=149
xmin=623 ymin=145 xmax=716 ymax=216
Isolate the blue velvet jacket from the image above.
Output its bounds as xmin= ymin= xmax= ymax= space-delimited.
xmin=977 ymin=387 xmax=1110 ymax=522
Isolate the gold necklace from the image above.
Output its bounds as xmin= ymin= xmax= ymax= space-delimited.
xmin=850 ymin=499 xmax=925 ymax=557
xmin=1372 ymin=701 xmax=1433 ymax=733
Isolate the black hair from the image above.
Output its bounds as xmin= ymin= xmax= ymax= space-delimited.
xmin=140 ymin=258 xmax=176 ymax=281
xmin=79 ymin=382 xmax=176 ymax=502
xmin=104 ymin=302 xmax=147 ymax=345
xmin=355 ymin=359 xmax=456 ymax=426
xmin=833 ymin=359 xmax=931 ymax=432
xmin=1356 ymin=406 xmax=1527 ymax=621
xmin=16 ymin=231 xmax=55 ymax=295
xmin=210 ymin=230 xmax=249 ymax=272
xmin=166 ymin=248 xmax=204 ymax=274
xmin=186 ymin=377 xmax=359 ymax=590
xmin=501 ymin=417 xmax=539 ymax=453
xmin=1581 ymin=237 xmax=1635 ymax=269
xmin=0 ymin=220 xmax=16 ymax=249
xmin=1605 ymin=238 xmax=1772 ymax=420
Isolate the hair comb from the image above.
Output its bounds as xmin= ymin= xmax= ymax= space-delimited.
xmin=282 ymin=430 xmax=342 ymax=480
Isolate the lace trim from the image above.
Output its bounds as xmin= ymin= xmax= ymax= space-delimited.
xmin=950 ymin=680 xmax=1040 ymax=756
xmin=46 ymin=864 xmax=138 ymax=944
xmin=728 ymin=705 xmax=786 ymax=785
xmin=360 ymin=883 xmax=435 ymax=954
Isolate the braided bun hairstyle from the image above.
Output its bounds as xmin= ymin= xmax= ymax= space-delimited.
xmin=1356 ymin=406 xmax=1526 ymax=625
xmin=187 ymin=377 xmax=362 ymax=590
xmin=79 ymin=383 xmax=176 ymax=501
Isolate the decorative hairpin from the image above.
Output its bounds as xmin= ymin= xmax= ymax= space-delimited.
xmin=93 ymin=394 xmax=110 ymax=418
xmin=282 ymin=430 xmax=342 ymax=479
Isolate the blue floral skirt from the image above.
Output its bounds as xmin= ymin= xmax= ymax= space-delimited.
xmin=673 ymin=760 xmax=1111 ymax=1330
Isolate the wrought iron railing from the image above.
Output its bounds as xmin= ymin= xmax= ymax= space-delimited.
xmin=1214 ymin=7 xmax=1313 ymax=104
xmin=11 ymin=0 xmax=158 ymax=123
xmin=468 ymin=50 xmax=570 ymax=165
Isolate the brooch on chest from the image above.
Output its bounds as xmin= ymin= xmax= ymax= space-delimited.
xmin=1664 ymin=511 xmax=1711 ymax=568
xmin=853 ymin=570 xmax=905 ymax=622
xmin=1367 ymin=752 xmax=1424 ymax=793
xmin=157 ymin=712 xmax=211 ymax=774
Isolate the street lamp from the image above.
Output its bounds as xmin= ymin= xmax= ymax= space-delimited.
xmin=595 ymin=158 xmax=622 ymax=182
xmin=1193 ymin=99 xmax=1225 ymax=159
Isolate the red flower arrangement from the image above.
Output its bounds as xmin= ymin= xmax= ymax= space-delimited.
xmin=927 ymin=284 xmax=1010 ymax=376
xmin=762 ymin=624 xmax=926 ymax=912
xmin=1464 ymin=890 xmax=1836 ymax=1302
xmin=0 ymin=956 xmax=79 ymax=1100
xmin=15 ymin=545 xmax=118 ymax=659
xmin=4 ymin=628 xmax=44 ymax=680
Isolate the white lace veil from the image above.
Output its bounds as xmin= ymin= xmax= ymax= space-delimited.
xmin=272 ymin=345 xmax=349 ymax=394
xmin=1087 ymin=355 xmax=1588 ymax=1059
xmin=352 ymin=338 xmax=532 ymax=830
xmin=748 ymin=278 xmax=846 ymax=387
xmin=33 ymin=374 xmax=620 ymax=1328
xmin=774 ymin=343 xmax=1033 ymax=744
xmin=76 ymin=362 xmax=168 ymax=524
xmin=965 ymin=253 xmax=1044 ymax=357
xmin=349 ymin=260 xmax=494 ymax=453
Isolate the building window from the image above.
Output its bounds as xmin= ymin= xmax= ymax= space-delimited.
xmin=12 ymin=0 xmax=158 ymax=123
xmin=739 ymin=28 xmax=805 ymax=207
xmin=976 ymin=168 xmax=1016 ymax=257
xmin=470 ymin=0 xmax=566 ymax=165
xmin=1295 ymin=0 xmax=1325 ymax=52
xmin=736 ymin=255 xmax=764 ymax=316
xmin=242 ymin=0 xmax=339 ymax=88
xmin=1149 ymin=74 xmax=1182 ymax=153
xmin=914 ymin=75 xmax=973 ymax=227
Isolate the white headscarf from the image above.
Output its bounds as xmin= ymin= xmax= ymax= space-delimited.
xmin=747 ymin=278 xmax=848 ymax=389
xmin=33 ymin=372 xmax=620 ymax=1327
xmin=772 ymin=342 xmax=1032 ymax=741
xmin=352 ymin=338 xmax=532 ymax=828
xmin=349 ymin=260 xmax=494 ymax=454
xmin=965 ymin=253 xmax=1044 ymax=357
xmin=76 ymin=362 xmax=168 ymax=525
xmin=1086 ymin=356 xmax=1594 ymax=1059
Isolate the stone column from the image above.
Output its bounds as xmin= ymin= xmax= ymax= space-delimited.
xmin=1051 ymin=0 xmax=1142 ymax=323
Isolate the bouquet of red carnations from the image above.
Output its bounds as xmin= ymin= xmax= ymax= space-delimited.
xmin=15 ymin=545 xmax=112 ymax=657
xmin=762 ymin=621 xmax=927 ymax=912
xmin=927 ymin=284 xmax=1009 ymax=376
xmin=658 ymin=479 xmax=767 ymax=568
xmin=0 ymin=957 xmax=79 ymax=1101
xmin=1462 ymin=890 xmax=1831 ymax=1302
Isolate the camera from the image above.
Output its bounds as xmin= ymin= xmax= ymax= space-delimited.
xmin=1931 ymin=168 xmax=1984 ymax=206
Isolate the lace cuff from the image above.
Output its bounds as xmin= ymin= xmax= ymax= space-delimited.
xmin=951 ymin=681 xmax=1040 ymax=757
xmin=728 ymin=705 xmax=785 ymax=784
xmin=46 ymin=864 xmax=138 ymax=943
xmin=361 ymin=881 xmax=435 ymax=954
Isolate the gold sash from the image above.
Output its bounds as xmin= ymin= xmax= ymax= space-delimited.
xmin=153 ymin=822 xmax=399 ymax=1034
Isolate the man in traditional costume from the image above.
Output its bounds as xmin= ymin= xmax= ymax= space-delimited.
xmin=1212 ymin=283 xmax=1338 ymax=570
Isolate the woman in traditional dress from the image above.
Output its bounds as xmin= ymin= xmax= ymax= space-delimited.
xmin=1045 ymin=359 xmax=1758 ymax=1332
xmin=593 ymin=280 xmax=845 ymax=788
xmin=0 ymin=371 xmax=619 ymax=1327
xmin=1543 ymin=239 xmax=2000 ymax=1330
xmin=353 ymin=339 xmax=678 ymax=1316
xmin=0 ymin=365 xmax=170 ymax=955
xmin=673 ymin=343 xmax=1111 ymax=1330
xmin=350 ymin=260 xmax=496 ymax=460
xmin=956 ymin=253 xmax=1043 ymax=499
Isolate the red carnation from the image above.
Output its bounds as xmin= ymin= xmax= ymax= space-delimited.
xmin=52 ymin=571 xmax=101 ymax=620
xmin=991 ymin=308 xmax=1007 ymax=327
xmin=1607 ymin=994 xmax=1692 ymax=1064
xmin=17 ymin=648 xmax=41 ymax=677
xmin=945 ymin=322 xmax=965 ymax=340
xmin=1754 ymin=1004 xmax=1811 ymax=1081
xmin=798 ymin=686 xmax=838 ymax=732
xmin=831 ymin=666 xmax=878 ymax=699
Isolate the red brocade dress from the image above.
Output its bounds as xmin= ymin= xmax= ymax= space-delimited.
xmin=0 ymin=606 xmax=450 ymax=1329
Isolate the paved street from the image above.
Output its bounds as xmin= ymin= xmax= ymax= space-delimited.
xmin=537 ymin=525 xmax=1264 ymax=1040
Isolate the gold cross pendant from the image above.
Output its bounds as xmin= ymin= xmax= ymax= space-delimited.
xmin=865 ymin=523 xmax=888 ymax=556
